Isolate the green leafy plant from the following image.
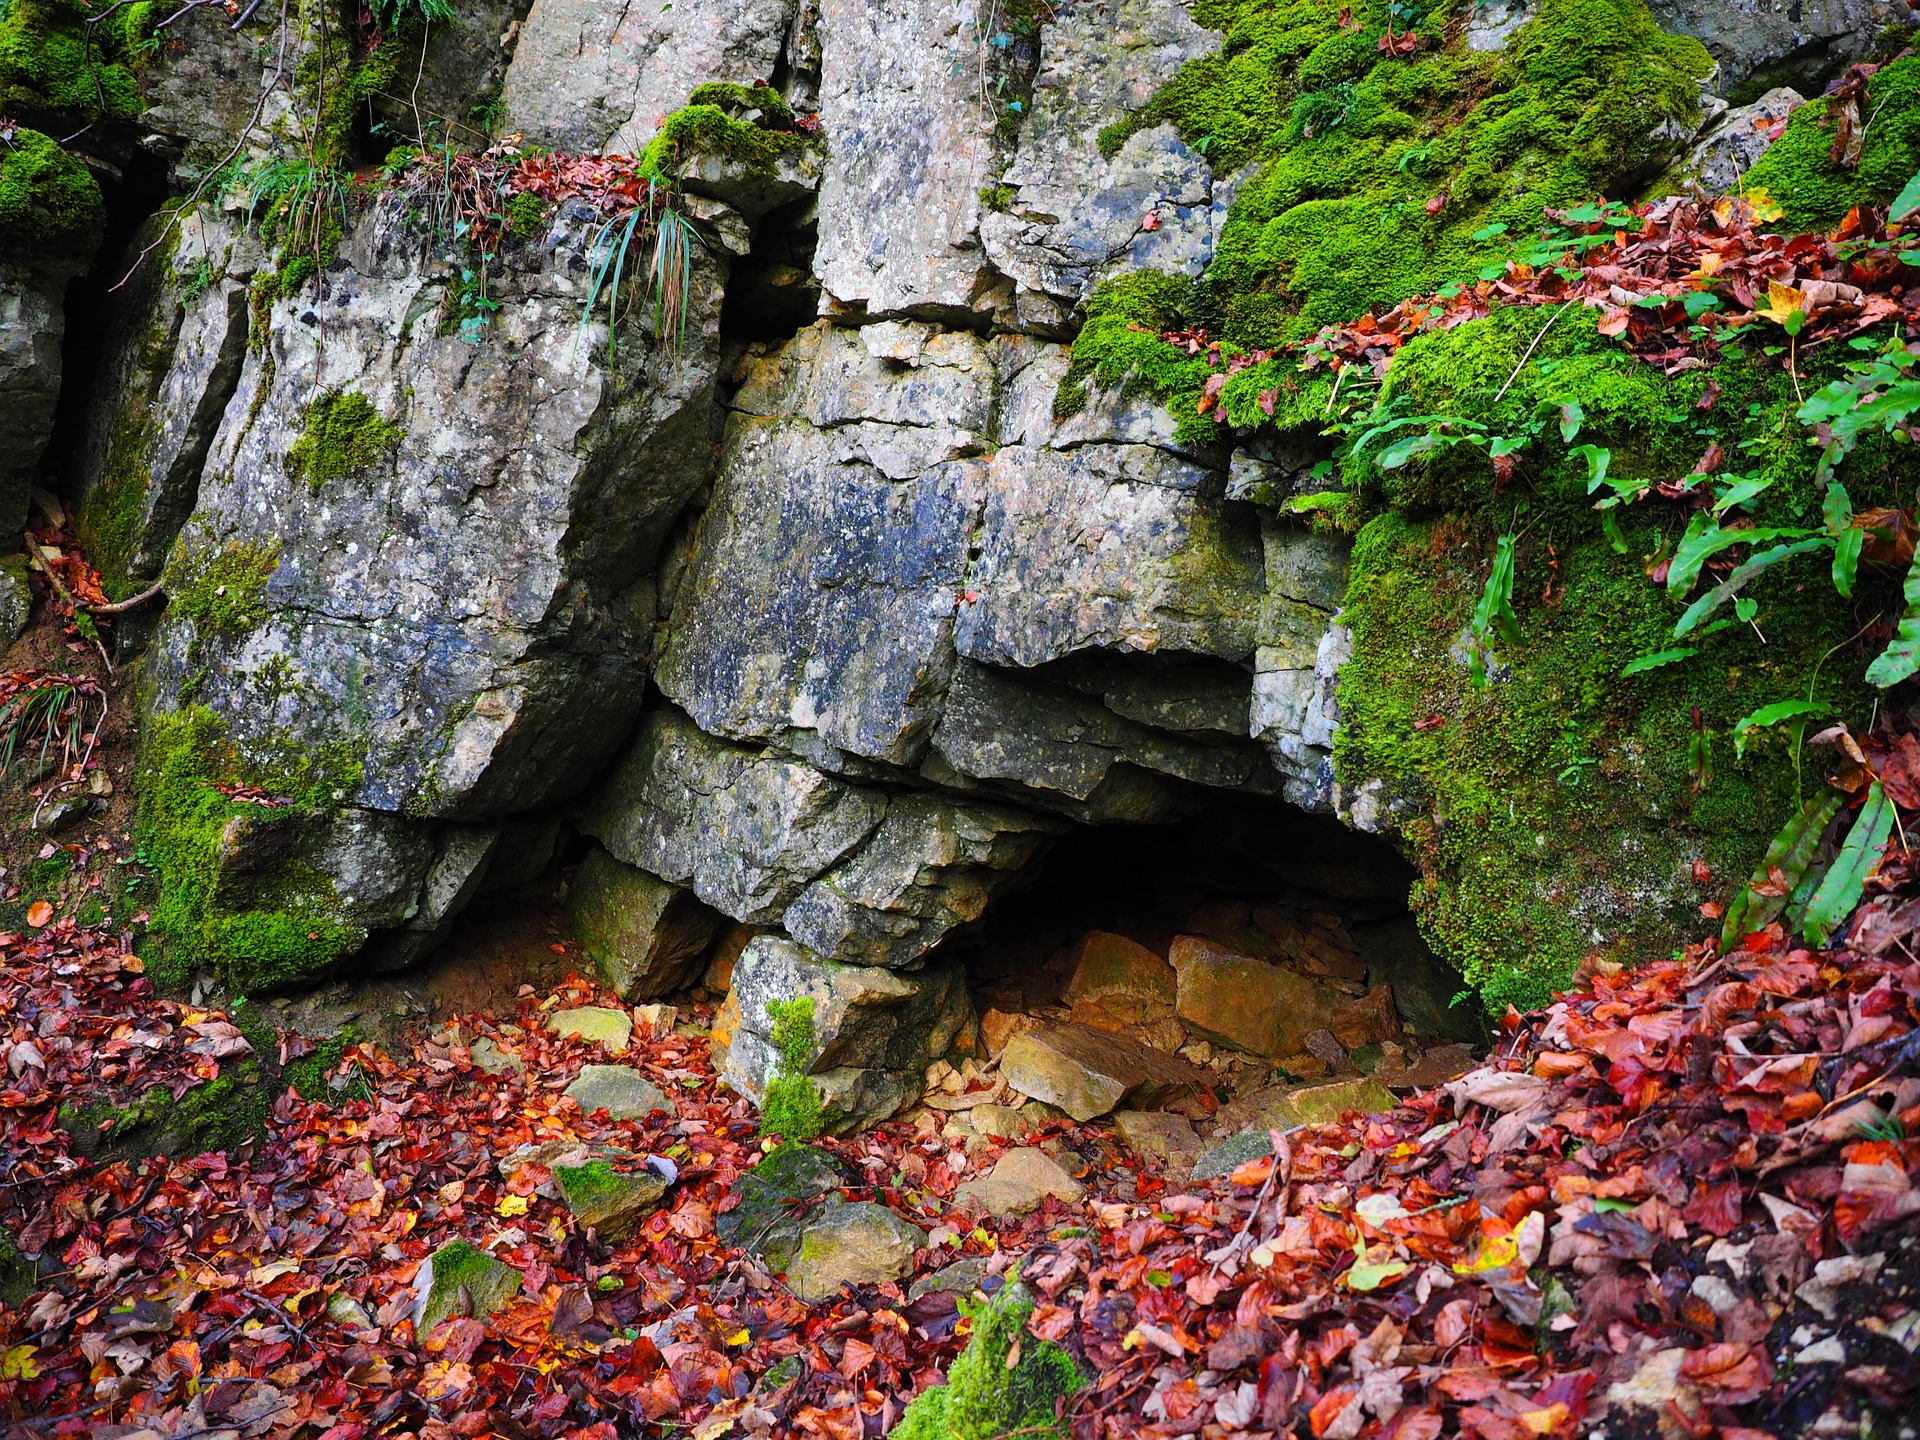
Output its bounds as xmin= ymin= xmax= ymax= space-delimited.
xmin=580 ymin=183 xmax=703 ymax=367
xmin=1467 ymin=532 xmax=1522 ymax=687
xmin=0 ymin=678 xmax=102 ymax=778
xmin=759 ymin=996 xmax=824 ymax=1143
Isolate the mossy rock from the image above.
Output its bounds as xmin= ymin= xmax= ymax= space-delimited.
xmin=57 ymin=1070 xmax=272 ymax=1162
xmin=412 ymin=1240 xmax=523 ymax=1335
xmin=0 ymin=0 xmax=148 ymax=126
xmin=893 ymin=1282 xmax=1085 ymax=1440
xmin=1739 ymin=54 xmax=1920 ymax=231
xmin=286 ymin=391 xmax=404 ymax=494
xmin=1 ymin=1225 xmax=46 ymax=1306
xmin=713 ymin=1143 xmax=853 ymax=1270
xmin=552 ymin=1159 xmax=669 ymax=1240
xmin=0 ymin=125 xmax=103 ymax=256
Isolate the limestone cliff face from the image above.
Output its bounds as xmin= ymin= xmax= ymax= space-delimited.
xmin=6 ymin=0 xmax=1905 ymax=1126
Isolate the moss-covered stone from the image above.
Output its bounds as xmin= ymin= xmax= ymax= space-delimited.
xmin=0 ymin=125 xmax=104 ymax=255
xmin=0 ymin=0 xmax=150 ymax=125
xmin=58 ymin=1070 xmax=272 ymax=1162
xmin=133 ymin=704 xmax=366 ymax=995
xmin=638 ymin=102 xmax=809 ymax=181
xmin=553 ymin=1159 xmax=669 ymax=1239
xmin=412 ymin=1240 xmax=522 ymax=1335
xmin=286 ymin=390 xmax=404 ymax=494
xmin=893 ymin=1282 xmax=1085 ymax=1440
xmin=1738 ymin=54 xmax=1920 ymax=232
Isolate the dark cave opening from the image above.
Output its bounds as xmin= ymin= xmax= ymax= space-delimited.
xmin=939 ymin=793 xmax=1486 ymax=1057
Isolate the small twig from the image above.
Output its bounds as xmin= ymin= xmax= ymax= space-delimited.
xmin=1491 ymin=299 xmax=1576 ymax=405
xmin=88 ymin=579 xmax=166 ymax=615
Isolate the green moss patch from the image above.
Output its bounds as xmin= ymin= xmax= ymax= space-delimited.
xmin=0 ymin=0 xmax=150 ymax=126
xmin=0 ymin=125 xmax=103 ymax=254
xmin=894 ymin=1282 xmax=1084 ymax=1440
xmin=286 ymin=390 xmax=404 ymax=493
xmin=134 ymin=705 xmax=366 ymax=995
xmin=1739 ymin=55 xmax=1920 ymax=232
xmin=639 ymin=101 xmax=809 ymax=181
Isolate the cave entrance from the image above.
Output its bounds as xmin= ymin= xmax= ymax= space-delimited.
xmin=936 ymin=793 xmax=1485 ymax=1102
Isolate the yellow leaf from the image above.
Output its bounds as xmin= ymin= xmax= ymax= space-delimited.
xmin=2 ymin=1345 xmax=42 ymax=1380
xmin=724 ymin=1328 xmax=751 ymax=1347
xmin=1453 ymin=1230 xmax=1520 ymax=1275
xmin=496 ymin=1194 xmax=530 ymax=1217
xmin=1344 ymin=1259 xmax=1409 ymax=1292
xmin=1754 ymin=280 xmax=1806 ymax=325
xmin=1689 ymin=249 xmax=1724 ymax=280
xmin=1521 ymin=1405 xmax=1570 ymax=1435
xmin=248 ymin=1259 xmax=301 ymax=1286
xmin=1744 ymin=186 xmax=1785 ymax=223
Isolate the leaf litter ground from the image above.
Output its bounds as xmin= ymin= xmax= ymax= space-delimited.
xmin=3 ymin=833 xmax=1918 ymax=1440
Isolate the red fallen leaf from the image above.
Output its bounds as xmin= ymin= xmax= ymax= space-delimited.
xmin=1696 ymin=379 xmax=1722 ymax=410
xmin=1141 ymin=209 xmax=1162 ymax=232
xmin=24 ymin=901 xmax=52 ymax=928
xmin=1596 ymin=307 xmax=1631 ymax=337
xmin=1227 ymin=1155 xmax=1275 ymax=1186
xmin=1413 ymin=714 xmax=1446 ymax=731
xmin=1309 ymin=1385 xmax=1360 ymax=1438
xmin=1691 ymin=440 xmax=1725 ymax=475
xmin=1680 ymin=1340 xmax=1771 ymax=1403
xmin=1258 ymin=388 xmax=1277 ymax=417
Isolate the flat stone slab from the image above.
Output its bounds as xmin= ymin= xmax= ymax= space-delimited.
xmin=954 ymin=1147 xmax=1086 ymax=1218
xmin=782 ymin=1197 xmax=924 ymax=1303
xmin=1211 ymin=1075 xmax=1399 ymax=1138
xmin=549 ymin=1006 xmax=633 ymax=1054
xmin=469 ymin=1037 xmax=525 ymax=1076
xmin=1191 ymin=1130 xmax=1278 ymax=1184
xmin=1062 ymin=931 xmax=1177 ymax=1020
xmin=908 ymin=1255 xmax=996 ymax=1302
xmin=566 ymin=1064 xmax=673 ymax=1122
xmin=1169 ymin=935 xmax=1337 ymax=1060
xmin=412 ymin=1240 xmax=522 ymax=1335
xmin=1000 ymin=1022 xmax=1214 ymax=1122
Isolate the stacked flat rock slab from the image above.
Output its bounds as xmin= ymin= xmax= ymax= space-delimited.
xmin=1169 ymin=934 xmax=1341 ymax=1061
xmin=569 ymin=845 xmax=723 ymax=1000
xmin=998 ymin=1022 xmax=1214 ymax=1122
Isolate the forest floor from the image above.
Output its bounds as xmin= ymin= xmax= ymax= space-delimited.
xmin=1 ymin=821 xmax=1918 ymax=1440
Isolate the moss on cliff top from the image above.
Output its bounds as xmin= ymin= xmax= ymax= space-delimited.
xmin=0 ymin=125 xmax=104 ymax=254
xmin=1093 ymin=0 xmax=1710 ymax=348
xmin=638 ymin=101 xmax=810 ymax=181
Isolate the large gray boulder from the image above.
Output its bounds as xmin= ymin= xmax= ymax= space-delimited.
xmin=1251 ymin=521 xmax=1351 ymax=811
xmin=586 ymin=703 xmax=889 ymax=925
xmin=499 ymin=0 xmax=796 ymax=154
xmin=1647 ymin=0 xmax=1893 ymax=95
xmin=656 ymin=322 xmax=996 ymax=766
xmin=76 ymin=209 xmax=260 ymax=602
xmin=981 ymin=0 xmax=1221 ymax=329
xmin=814 ymin=0 xmax=1008 ymax=319
xmin=955 ymin=441 xmax=1264 ymax=669
xmin=0 ymin=256 xmax=69 ymax=539
xmin=136 ymin=192 xmax=731 ymax=985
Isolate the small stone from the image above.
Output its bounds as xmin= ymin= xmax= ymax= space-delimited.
xmin=634 ymin=1003 xmax=678 ymax=1039
xmin=1604 ymin=1348 xmax=1700 ymax=1430
xmin=1377 ymin=1042 xmax=1479 ymax=1089
xmin=326 ymin=1290 xmax=374 ymax=1328
xmin=1112 ymin=1110 xmax=1201 ymax=1175
xmin=469 ymin=1037 xmax=525 ymax=1076
xmin=908 ymin=1255 xmax=996 ymax=1302
xmin=1191 ymin=1130 xmax=1277 ymax=1183
xmin=716 ymin=1144 xmax=855 ymax=1271
xmin=781 ymin=1197 xmax=924 ymax=1303
xmin=412 ymin=1240 xmax=523 ymax=1335
xmin=550 ymin=1006 xmax=633 ymax=1053
xmin=1061 ymin=931 xmax=1177 ymax=1020
xmin=1170 ymin=935 xmax=1338 ymax=1060
xmin=954 ymin=1147 xmax=1085 ymax=1218
xmin=968 ymin=1103 xmax=1030 ymax=1140
xmin=1276 ymin=1051 xmax=1330 ymax=1079
xmin=1688 ymin=1273 xmax=1742 ymax=1316
xmin=1794 ymin=1335 xmax=1847 ymax=1365
xmin=566 ymin=1064 xmax=673 ymax=1122
xmin=1000 ymin=1023 xmax=1214 ymax=1122
xmin=1329 ymin=985 xmax=1401 ymax=1050
xmin=553 ymin=1160 xmax=670 ymax=1240
xmin=1270 ymin=1076 xmax=1397 ymax=1128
